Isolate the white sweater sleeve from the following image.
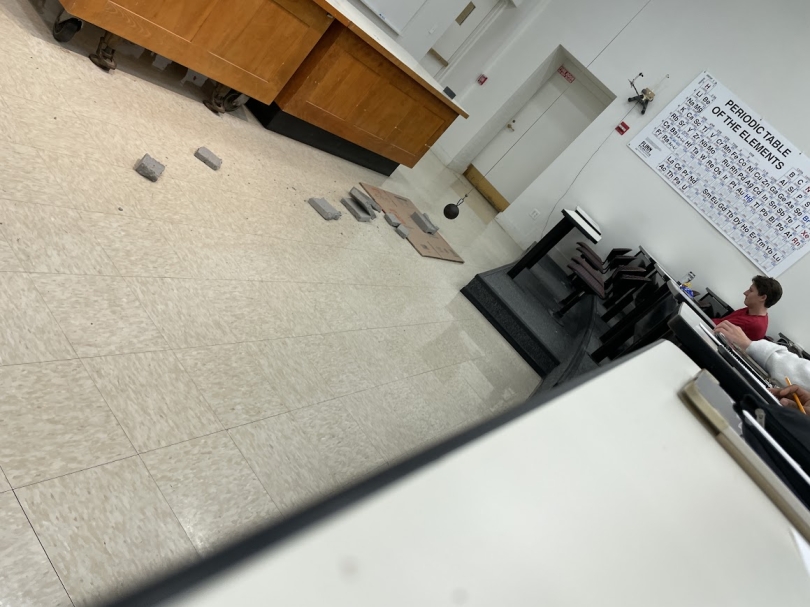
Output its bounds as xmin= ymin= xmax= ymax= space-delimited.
xmin=746 ymin=340 xmax=810 ymax=387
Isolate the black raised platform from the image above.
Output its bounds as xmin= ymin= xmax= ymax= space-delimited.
xmin=462 ymin=257 xmax=604 ymax=390
xmin=246 ymin=100 xmax=400 ymax=176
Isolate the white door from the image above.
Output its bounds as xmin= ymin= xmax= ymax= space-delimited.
xmin=432 ymin=0 xmax=500 ymax=63
xmin=472 ymin=68 xmax=609 ymax=204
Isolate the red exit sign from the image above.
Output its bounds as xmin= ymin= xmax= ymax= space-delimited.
xmin=557 ymin=66 xmax=575 ymax=83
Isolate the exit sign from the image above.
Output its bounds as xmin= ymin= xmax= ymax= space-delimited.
xmin=557 ymin=66 xmax=575 ymax=83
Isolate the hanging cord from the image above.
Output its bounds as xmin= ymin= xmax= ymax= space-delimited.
xmin=535 ymin=104 xmax=639 ymax=237
xmin=536 ymin=72 xmax=670 ymax=237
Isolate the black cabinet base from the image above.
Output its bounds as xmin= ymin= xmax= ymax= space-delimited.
xmin=246 ymin=100 xmax=399 ymax=176
xmin=462 ymin=257 xmax=601 ymax=386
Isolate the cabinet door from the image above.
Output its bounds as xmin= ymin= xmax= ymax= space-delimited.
xmin=192 ymin=0 xmax=332 ymax=94
xmin=277 ymin=24 xmax=459 ymax=167
xmin=62 ymin=0 xmax=333 ymax=103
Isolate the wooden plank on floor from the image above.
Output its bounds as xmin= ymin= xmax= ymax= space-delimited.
xmin=360 ymin=183 xmax=464 ymax=263
xmin=463 ymin=164 xmax=510 ymax=213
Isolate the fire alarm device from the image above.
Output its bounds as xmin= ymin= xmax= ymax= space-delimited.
xmin=477 ymin=74 xmax=488 ymax=85
xmin=615 ymin=121 xmax=630 ymax=135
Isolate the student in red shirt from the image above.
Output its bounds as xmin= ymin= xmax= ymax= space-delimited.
xmin=712 ymin=275 xmax=782 ymax=341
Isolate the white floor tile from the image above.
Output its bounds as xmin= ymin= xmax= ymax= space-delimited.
xmin=83 ymin=351 xmax=223 ymax=452
xmin=0 ymin=360 xmax=134 ymax=488
xmin=17 ymin=457 xmax=197 ymax=606
xmin=141 ymin=432 xmax=281 ymax=555
xmin=0 ymin=3 xmax=538 ymax=603
xmin=0 ymin=493 xmax=72 ymax=607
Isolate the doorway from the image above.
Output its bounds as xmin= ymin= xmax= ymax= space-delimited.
xmin=464 ymin=52 xmax=615 ymax=212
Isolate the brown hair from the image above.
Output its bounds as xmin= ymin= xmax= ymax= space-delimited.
xmin=752 ymin=275 xmax=783 ymax=308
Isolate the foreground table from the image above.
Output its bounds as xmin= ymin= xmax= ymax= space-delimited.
xmin=109 ymin=342 xmax=810 ymax=607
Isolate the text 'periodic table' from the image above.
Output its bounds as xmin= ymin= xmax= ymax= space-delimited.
xmin=630 ymin=71 xmax=810 ymax=276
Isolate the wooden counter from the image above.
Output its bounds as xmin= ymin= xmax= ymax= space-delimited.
xmin=312 ymin=0 xmax=466 ymax=120
xmin=60 ymin=0 xmax=334 ymax=103
xmin=247 ymin=0 xmax=467 ymax=173
xmin=59 ymin=0 xmax=466 ymax=173
xmin=252 ymin=21 xmax=463 ymax=172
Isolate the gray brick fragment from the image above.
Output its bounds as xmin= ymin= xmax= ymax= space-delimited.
xmin=194 ymin=147 xmax=222 ymax=170
xmin=134 ymin=154 xmax=165 ymax=182
xmin=411 ymin=212 xmax=439 ymax=234
xmin=348 ymin=191 xmax=376 ymax=218
xmin=308 ymin=197 xmax=341 ymax=220
xmin=351 ymin=187 xmax=382 ymax=213
xmin=395 ymin=225 xmax=410 ymax=239
xmin=341 ymin=197 xmax=374 ymax=222
xmin=384 ymin=213 xmax=401 ymax=227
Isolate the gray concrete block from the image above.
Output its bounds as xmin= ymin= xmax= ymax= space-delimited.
xmin=341 ymin=197 xmax=374 ymax=222
xmin=395 ymin=225 xmax=410 ymax=239
xmin=412 ymin=212 xmax=439 ymax=234
xmin=134 ymin=154 xmax=165 ymax=182
xmin=384 ymin=213 xmax=401 ymax=227
xmin=348 ymin=190 xmax=376 ymax=218
xmin=194 ymin=147 xmax=222 ymax=170
xmin=351 ymin=187 xmax=381 ymax=213
xmin=425 ymin=214 xmax=439 ymax=232
xmin=308 ymin=197 xmax=341 ymax=220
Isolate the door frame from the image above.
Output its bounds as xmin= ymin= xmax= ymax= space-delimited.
xmin=447 ymin=45 xmax=616 ymax=175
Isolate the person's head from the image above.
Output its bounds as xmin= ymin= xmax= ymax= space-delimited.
xmin=744 ymin=275 xmax=782 ymax=310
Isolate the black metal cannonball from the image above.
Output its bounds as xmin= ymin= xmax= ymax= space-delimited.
xmin=443 ymin=203 xmax=460 ymax=219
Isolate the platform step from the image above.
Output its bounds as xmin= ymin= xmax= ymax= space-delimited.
xmin=462 ymin=258 xmax=598 ymax=380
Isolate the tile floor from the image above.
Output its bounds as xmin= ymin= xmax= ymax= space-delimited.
xmin=0 ymin=1 xmax=540 ymax=605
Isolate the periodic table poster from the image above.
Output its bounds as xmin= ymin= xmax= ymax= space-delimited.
xmin=630 ymin=71 xmax=810 ymax=276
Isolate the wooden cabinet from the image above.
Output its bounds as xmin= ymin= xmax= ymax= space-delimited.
xmin=59 ymin=0 xmax=465 ymax=171
xmin=60 ymin=0 xmax=333 ymax=103
xmin=274 ymin=22 xmax=462 ymax=167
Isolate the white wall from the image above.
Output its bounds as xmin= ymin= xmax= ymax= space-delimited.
xmin=486 ymin=75 xmax=609 ymax=203
xmin=432 ymin=0 xmax=500 ymax=62
xmin=432 ymin=0 xmax=646 ymax=168
xmin=439 ymin=0 xmax=551 ymax=101
xmin=398 ymin=0 xmax=471 ymax=59
xmin=444 ymin=0 xmax=810 ymax=338
xmin=419 ymin=51 xmax=444 ymax=77
xmin=346 ymin=0 xmax=470 ymax=59
xmin=344 ymin=0 xmax=391 ymax=33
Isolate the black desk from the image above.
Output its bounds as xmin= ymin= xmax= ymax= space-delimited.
xmin=601 ymin=247 xmax=663 ymax=322
xmin=701 ymin=287 xmax=734 ymax=317
xmin=592 ymin=264 xmax=672 ymax=362
xmin=638 ymin=245 xmax=661 ymax=268
xmin=616 ymin=280 xmax=714 ymax=358
xmin=673 ymin=309 xmax=810 ymax=511
xmin=507 ymin=209 xmax=601 ymax=279
xmin=668 ymin=302 xmax=775 ymax=405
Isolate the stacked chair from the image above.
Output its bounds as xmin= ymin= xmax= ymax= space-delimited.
xmin=554 ymin=243 xmax=649 ymax=318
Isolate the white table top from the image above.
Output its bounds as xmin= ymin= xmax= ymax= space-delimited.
xmin=563 ymin=208 xmax=601 ymax=243
xmin=162 ymin=342 xmax=810 ymax=607
xmin=315 ymin=0 xmax=467 ymax=117
xmin=575 ymin=205 xmax=601 ymax=235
